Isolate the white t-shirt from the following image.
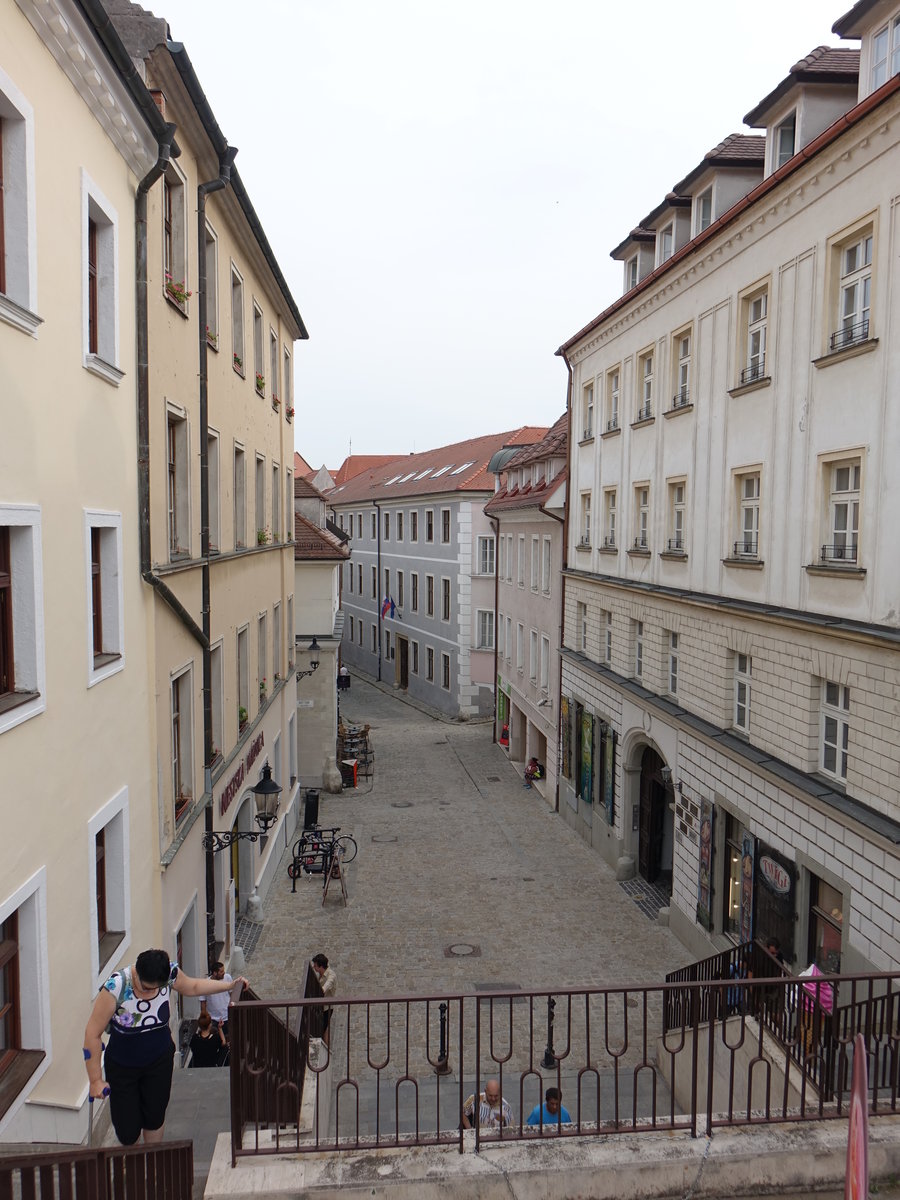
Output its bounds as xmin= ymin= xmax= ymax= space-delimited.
xmin=200 ymin=973 xmax=233 ymax=1023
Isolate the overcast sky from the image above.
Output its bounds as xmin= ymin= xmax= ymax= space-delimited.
xmin=165 ymin=1 xmax=844 ymax=470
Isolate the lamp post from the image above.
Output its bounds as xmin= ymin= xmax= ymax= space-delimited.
xmin=201 ymin=763 xmax=283 ymax=852
xmin=296 ymin=636 xmax=320 ymax=681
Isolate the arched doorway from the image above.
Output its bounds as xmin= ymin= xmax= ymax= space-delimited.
xmin=638 ymin=746 xmax=673 ymax=894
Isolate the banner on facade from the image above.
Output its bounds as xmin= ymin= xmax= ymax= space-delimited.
xmin=579 ymin=708 xmax=593 ymax=802
xmin=561 ymin=697 xmax=571 ymax=779
xmin=696 ymin=797 xmax=715 ymax=931
xmin=601 ymin=722 xmax=615 ymax=824
xmin=740 ymin=832 xmax=755 ymax=943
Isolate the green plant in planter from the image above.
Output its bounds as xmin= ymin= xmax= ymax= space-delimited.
xmin=233 ymin=352 xmax=243 ymax=370
xmin=255 ymin=372 xmax=265 ymax=392
xmin=165 ymin=273 xmax=192 ymax=305
xmin=257 ymin=527 xmax=269 ymax=545
xmin=238 ymin=705 xmax=248 ymax=726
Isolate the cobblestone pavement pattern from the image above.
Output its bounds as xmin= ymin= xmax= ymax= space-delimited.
xmin=249 ymin=674 xmax=687 ymax=999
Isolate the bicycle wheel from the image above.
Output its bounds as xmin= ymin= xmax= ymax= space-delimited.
xmin=335 ymin=835 xmax=357 ymax=864
xmin=287 ymin=860 xmax=300 ymax=880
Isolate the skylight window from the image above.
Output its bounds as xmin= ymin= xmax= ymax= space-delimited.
xmin=414 ymin=469 xmax=433 ymax=480
xmin=451 ymin=461 xmax=476 ymax=475
xmin=398 ymin=472 xmax=417 ymax=483
xmin=384 ymin=475 xmax=404 ymax=485
xmin=431 ymin=465 xmax=452 ymax=478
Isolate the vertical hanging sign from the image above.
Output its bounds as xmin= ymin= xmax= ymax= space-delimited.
xmin=602 ymin=723 xmax=616 ymax=824
xmin=740 ymin=832 xmax=755 ymax=943
xmin=580 ymin=708 xmax=593 ymax=802
xmin=560 ymin=697 xmax=571 ymax=779
xmin=696 ymin=798 xmax=715 ymax=931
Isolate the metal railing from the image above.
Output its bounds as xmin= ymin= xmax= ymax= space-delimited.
xmin=635 ymin=402 xmax=652 ymax=422
xmin=227 ymin=967 xmax=900 ymax=1161
xmin=606 ymin=416 xmax=619 ymax=432
xmin=670 ymin=388 xmax=690 ymax=410
xmin=830 ymin=318 xmax=869 ymax=352
xmin=740 ymin=357 xmax=766 ymax=385
xmin=0 ymin=1141 xmax=193 ymax=1199
xmin=732 ymin=538 xmax=758 ymax=558
xmin=820 ymin=542 xmax=858 ymax=564
xmin=667 ymin=536 xmax=685 ymax=553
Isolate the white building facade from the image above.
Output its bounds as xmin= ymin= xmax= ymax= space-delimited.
xmin=559 ymin=12 xmax=900 ymax=975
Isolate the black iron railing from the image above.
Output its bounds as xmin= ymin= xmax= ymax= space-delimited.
xmin=632 ymin=536 xmax=649 ymax=551
xmin=733 ymin=538 xmax=758 ymax=558
xmin=667 ymin=537 xmax=685 ymax=552
xmin=0 ymin=1141 xmax=193 ymax=1200
xmin=227 ymin=966 xmax=900 ymax=1161
xmin=740 ymin=358 xmax=765 ymax=385
xmin=830 ymin=319 xmax=869 ymax=352
xmin=670 ymin=388 xmax=690 ymax=410
xmin=603 ymin=536 xmax=616 ymax=549
xmin=635 ymin=402 xmax=652 ymax=422
xmin=820 ymin=542 xmax=858 ymax=564
xmin=606 ymin=417 xmax=619 ymax=432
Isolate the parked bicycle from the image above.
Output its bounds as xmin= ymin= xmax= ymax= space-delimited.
xmin=287 ymin=826 xmax=357 ymax=879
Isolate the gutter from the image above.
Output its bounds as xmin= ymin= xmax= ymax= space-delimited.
xmin=557 ymin=72 xmax=900 ymax=358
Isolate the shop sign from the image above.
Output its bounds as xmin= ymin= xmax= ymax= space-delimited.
xmin=760 ymin=855 xmax=791 ymax=894
xmin=219 ymin=731 xmax=265 ymax=817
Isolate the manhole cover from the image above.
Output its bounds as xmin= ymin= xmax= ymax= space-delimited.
xmin=371 ymin=834 xmax=398 ymax=843
xmin=444 ymin=943 xmax=481 ymax=958
xmin=486 ymin=776 xmax=501 ymax=782
xmin=391 ymin=801 xmax=413 ymax=809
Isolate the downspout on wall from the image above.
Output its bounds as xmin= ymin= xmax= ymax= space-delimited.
xmin=555 ymin=349 xmax=574 ymax=815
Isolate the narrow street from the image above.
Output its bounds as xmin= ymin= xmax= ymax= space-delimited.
xmin=249 ymin=673 xmax=686 ymax=1000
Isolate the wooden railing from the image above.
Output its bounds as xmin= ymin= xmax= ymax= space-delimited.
xmin=0 ymin=1140 xmax=192 ymax=1199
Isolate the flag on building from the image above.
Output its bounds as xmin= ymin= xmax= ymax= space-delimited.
xmin=381 ymin=596 xmax=399 ymax=620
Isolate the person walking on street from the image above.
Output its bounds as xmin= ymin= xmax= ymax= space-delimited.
xmin=461 ymin=1079 xmax=513 ymax=1129
xmin=189 ymin=1012 xmax=226 ymax=1068
xmin=311 ymin=953 xmax=336 ymax=1047
xmin=84 ymin=948 xmax=247 ymax=1145
xmin=200 ymin=961 xmax=233 ymax=1042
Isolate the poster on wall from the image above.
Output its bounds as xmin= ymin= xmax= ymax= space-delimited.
xmin=579 ymin=709 xmax=593 ymax=802
xmin=696 ymin=798 xmax=715 ymax=931
xmin=740 ymin=832 xmax=755 ymax=943
xmin=561 ymin=697 xmax=571 ymax=779
xmin=601 ymin=723 xmax=615 ymax=824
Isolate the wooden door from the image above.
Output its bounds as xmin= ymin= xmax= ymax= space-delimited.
xmin=398 ymin=637 xmax=409 ymax=689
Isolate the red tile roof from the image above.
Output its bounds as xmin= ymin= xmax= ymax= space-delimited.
xmin=326 ymin=427 xmax=548 ymax=506
xmin=293 ymin=451 xmax=314 ymax=477
xmin=672 ymin=133 xmax=765 ymax=194
xmin=292 ymin=513 xmax=350 ymax=561
xmin=331 ymin=455 xmax=400 ymax=487
xmin=485 ymin=415 xmax=568 ymax=516
xmin=744 ymin=46 xmax=859 ymax=126
xmin=294 ymin=476 xmax=326 ymax=500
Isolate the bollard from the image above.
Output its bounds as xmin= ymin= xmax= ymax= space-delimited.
xmin=434 ymin=1001 xmax=452 ymax=1075
xmin=541 ymin=996 xmax=557 ymax=1069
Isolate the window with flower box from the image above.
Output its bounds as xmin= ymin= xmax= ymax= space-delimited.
xmin=162 ymin=164 xmax=188 ymax=311
xmin=231 ymin=265 xmax=244 ymax=374
xmin=171 ymin=666 xmax=193 ymax=823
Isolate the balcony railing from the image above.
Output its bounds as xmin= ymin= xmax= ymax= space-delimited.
xmin=667 ymin=536 xmax=684 ymax=553
xmin=733 ymin=538 xmax=758 ymax=558
xmin=829 ymin=319 xmax=869 ymax=353
xmin=739 ymin=357 xmax=766 ymax=386
xmin=632 ymin=536 xmax=649 ymax=551
xmin=670 ymin=388 xmax=690 ymax=410
xmin=228 ymin=968 xmax=900 ymax=1161
xmin=606 ymin=416 xmax=619 ymax=432
xmin=603 ymin=536 xmax=616 ymax=549
xmin=820 ymin=542 xmax=858 ymax=564
xmin=0 ymin=1142 xmax=193 ymax=1200
xmin=635 ymin=402 xmax=652 ymax=422
xmin=582 ymin=427 xmax=593 ymax=440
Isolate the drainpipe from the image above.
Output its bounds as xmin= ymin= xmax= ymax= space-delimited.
xmin=556 ymin=350 xmax=574 ymax=815
xmin=488 ymin=515 xmax=500 ymax=744
xmin=374 ymin=502 xmax=382 ymax=682
xmin=198 ymin=145 xmax=238 ymax=960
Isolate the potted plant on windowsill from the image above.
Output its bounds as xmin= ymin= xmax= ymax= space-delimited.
xmin=259 ymin=678 xmax=267 ymax=699
xmin=238 ymin=705 xmax=248 ymax=731
xmin=272 ymin=395 xmax=281 ymax=411
xmin=286 ymin=405 xmax=295 ymax=421
xmin=174 ymin=790 xmax=192 ymax=820
xmin=233 ymin=352 xmax=243 ymax=372
xmin=165 ymin=273 xmax=191 ymax=306
xmin=257 ymin=527 xmax=269 ymax=546
xmin=206 ymin=326 xmax=218 ymax=349
xmin=255 ymin=372 xmax=265 ymax=394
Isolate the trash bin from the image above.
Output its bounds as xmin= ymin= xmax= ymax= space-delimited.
xmin=303 ymin=788 xmax=320 ymax=829
xmin=340 ymin=759 xmax=358 ymax=789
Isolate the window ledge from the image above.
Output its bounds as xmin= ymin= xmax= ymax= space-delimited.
xmin=631 ymin=415 xmax=655 ymax=430
xmin=233 ymin=363 xmax=245 ymax=378
xmin=578 ymin=434 xmax=595 ymax=446
xmin=627 ymin=548 xmax=651 ymax=558
xmin=207 ymin=337 xmax=219 ymax=353
xmin=812 ymin=338 xmax=878 ymax=369
xmin=723 ymin=556 xmax=764 ymax=570
xmin=98 ymin=930 xmax=125 ymax=968
xmin=0 ymin=1050 xmax=47 ymax=1122
xmin=659 ymin=550 xmax=688 ymax=561
xmin=574 ymin=542 xmax=591 ymax=552
xmin=598 ymin=545 xmax=618 ymax=555
xmin=664 ymin=403 xmax=694 ymax=420
xmin=805 ymin=563 xmax=867 ymax=579
xmin=164 ymin=292 xmax=189 ymax=318
xmin=0 ymin=690 xmax=40 ymax=718
xmin=0 ymin=293 xmax=43 ymax=337
xmin=89 ymin=653 xmax=124 ymax=688
xmin=84 ymin=354 xmax=125 ymax=386
xmin=601 ymin=425 xmax=621 ymax=439
xmin=727 ymin=375 xmax=771 ymax=398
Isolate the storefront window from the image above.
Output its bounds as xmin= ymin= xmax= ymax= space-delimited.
xmin=724 ymin=816 xmax=743 ymax=939
xmin=809 ymin=877 xmax=843 ymax=972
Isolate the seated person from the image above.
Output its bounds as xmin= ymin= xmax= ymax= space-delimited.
xmin=524 ymin=757 xmax=544 ymax=787
xmin=526 ymin=1086 xmax=571 ymax=1125
xmin=461 ymin=1079 xmax=513 ymax=1129
xmin=189 ymin=1012 xmax=226 ymax=1068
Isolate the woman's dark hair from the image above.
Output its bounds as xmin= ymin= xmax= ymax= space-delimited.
xmin=135 ymin=949 xmax=171 ymax=987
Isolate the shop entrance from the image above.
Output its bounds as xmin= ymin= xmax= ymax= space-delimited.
xmin=638 ymin=746 xmax=673 ymax=892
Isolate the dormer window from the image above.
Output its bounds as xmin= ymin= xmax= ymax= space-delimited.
xmin=775 ymin=113 xmax=796 ymax=169
xmin=695 ymin=188 xmax=713 ymax=235
xmin=626 ymin=255 xmax=638 ymax=290
xmin=658 ymin=224 xmax=673 ymax=264
xmin=872 ymin=16 xmax=900 ymax=90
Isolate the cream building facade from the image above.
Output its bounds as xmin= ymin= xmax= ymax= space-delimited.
xmin=109 ymin=7 xmax=309 ymax=988
xmin=0 ymin=0 xmax=174 ymax=1141
xmin=559 ymin=8 xmax=900 ymax=976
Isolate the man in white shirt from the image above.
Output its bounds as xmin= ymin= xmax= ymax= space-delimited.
xmin=200 ymin=962 xmax=233 ymax=1041
xmin=311 ymin=953 xmax=336 ymax=1047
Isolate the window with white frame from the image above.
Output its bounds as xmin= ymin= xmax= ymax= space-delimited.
xmin=507 ymin=534 xmax=514 ymax=580
xmin=540 ymin=635 xmax=550 ymax=693
xmin=0 ymin=71 xmax=38 ymax=330
xmin=162 ymin=164 xmax=188 ymax=310
xmin=0 ymin=870 xmax=51 ymax=1123
xmin=733 ymin=653 xmax=751 ymax=732
xmin=823 ymin=458 xmax=861 ymax=564
xmin=412 ymin=641 xmax=419 ymax=674
xmin=833 ymin=230 xmax=873 ymax=351
xmin=626 ymin=254 xmax=638 ymax=291
xmin=541 ymin=537 xmax=551 ymax=592
xmin=171 ymin=666 xmax=193 ymax=823
xmin=205 ymin=224 xmax=218 ymax=348
xmin=0 ymin=507 xmax=44 ymax=733
xmin=286 ymin=472 xmax=293 ymax=540
xmin=269 ymin=329 xmax=279 ymax=403
xmin=349 ymin=614 xmax=354 ymax=642
xmin=603 ymin=489 xmax=616 ymax=549
xmin=286 ymin=596 xmax=293 ymax=666
xmin=283 ymin=347 xmax=293 ymax=418
xmin=411 ymin=511 xmax=418 ymax=541
xmin=605 ymin=611 xmax=612 ymax=664
xmin=425 ymin=509 xmax=434 ymax=542
xmin=477 ymin=609 xmax=494 ymax=649
xmin=372 ymin=565 xmax=378 ymax=599
xmin=383 ymin=511 xmax=390 ymax=541
xmin=739 ymin=285 xmax=767 ymax=385
xmin=384 ymin=629 xmax=391 ymax=659
xmin=257 ymin=612 xmax=267 ymax=704
xmin=425 ymin=646 xmax=434 ymax=680
xmin=234 ymin=444 xmax=246 ymax=548
xmin=272 ymin=463 xmax=280 ymax=541
xmin=657 ymin=222 xmax=673 ymax=264
xmin=84 ymin=511 xmax=123 ymax=684
xmin=579 ymin=493 xmax=592 ymax=547
xmin=637 ymin=350 xmax=653 ymax=420
xmin=83 ymin=176 xmax=120 ymax=381
xmin=210 ymin=640 xmax=223 ymax=759
xmin=441 ymin=652 xmax=450 ymax=689
xmin=441 ymin=577 xmax=450 ymax=621
xmin=668 ymin=632 xmax=679 ymax=695
xmin=820 ymin=680 xmax=850 ymax=781
xmin=633 ymin=485 xmax=650 ymax=551
xmin=90 ymin=789 xmax=128 ymax=979
xmin=397 ymin=511 xmax=404 ymax=541
xmin=576 ymin=602 xmax=587 ymax=652
xmin=672 ymin=330 xmax=691 ymax=408
xmin=516 ymin=623 xmax=524 ymax=672
xmin=425 ymin=574 xmax=434 ymax=616
xmin=871 ymin=15 xmax=900 ymax=90
xmin=529 ymin=629 xmax=538 ymax=681
xmin=237 ymin=625 xmax=249 ymax=729
xmin=410 ymin=572 xmax=418 ymax=612
xmin=517 ymin=534 xmax=526 ymax=581
xmin=774 ymin=112 xmax=796 ymax=170
xmin=397 ymin=569 xmax=404 ymax=608
xmin=255 ymin=455 xmax=266 ymax=542
xmin=695 ymin=186 xmax=713 ymax=234
xmin=582 ymin=381 xmax=594 ymax=438
xmin=253 ymin=304 xmax=264 ymax=393
xmin=231 ymin=266 xmax=244 ymax=374
xmin=606 ymin=368 xmax=620 ymax=431
xmin=167 ymin=409 xmax=190 ymax=559
xmin=530 ymin=536 xmax=539 ymax=590
xmin=383 ymin=566 xmax=390 ymax=600
xmin=441 ymin=509 xmax=451 ymax=543
xmin=505 ymin=615 xmax=511 ymax=661
xmin=667 ymin=481 xmax=686 ymax=553
xmin=634 ymin=621 xmax=644 ymax=678
xmin=273 ymin=601 xmax=282 ymax=682
xmin=208 ymin=432 xmax=220 ymax=552
xmin=371 ymin=512 xmax=377 ymax=539
xmin=735 ymin=472 xmax=760 ymax=558
xmin=478 ymin=535 xmax=495 ymax=575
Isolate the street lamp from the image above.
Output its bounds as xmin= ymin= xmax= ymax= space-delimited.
xmin=296 ymin=636 xmax=320 ymax=681
xmin=201 ymin=763 xmax=283 ymax=852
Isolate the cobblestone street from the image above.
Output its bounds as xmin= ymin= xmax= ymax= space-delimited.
xmin=248 ymin=674 xmax=687 ymax=1000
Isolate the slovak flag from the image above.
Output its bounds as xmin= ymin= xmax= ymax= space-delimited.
xmin=381 ymin=596 xmax=399 ymax=620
